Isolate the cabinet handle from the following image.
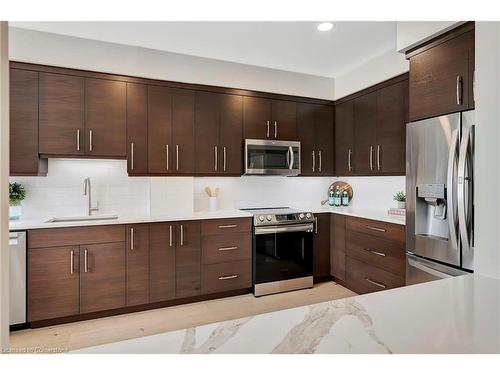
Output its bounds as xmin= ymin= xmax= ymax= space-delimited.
xmin=266 ymin=121 xmax=270 ymax=138
xmin=274 ymin=121 xmax=278 ymax=139
xmin=130 ymin=142 xmax=134 ymax=171
xmin=364 ymin=278 xmax=386 ymax=289
xmin=366 ymin=225 xmax=386 ymax=233
xmin=223 ymin=146 xmax=227 ymax=172
xmin=348 ymin=148 xmax=352 ymax=172
xmin=369 ymin=146 xmax=374 ymax=171
xmin=218 ymin=224 xmax=237 ymax=229
xmin=169 ymin=225 xmax=173 ymax=247
xmin=214 ymin=145 xmax=218 ymax=172
xmin=176 ymin=145 xmax=179 ymax=171
xmin=218 ymin=246 xmax=238 ymax=251
xmin=364 ymin=248 xmax=386 ymax=257
xmin=377 ymin=145 xmax=381 ymax=171
xmin=130 ymin=227 xmax=134 ymax=250
xmin=89 ymin=130 xmax=93 ymax=151
xmin=218 ymin=275 xmax=238 ymax=280
xmin=180 ymin=224 xmax=184 ymax=246
xmin=84 ymin=249 xmax=88 ymax=273
xmin=456 ymin=75 xmax=463 ymax=105
xmin=312 ymin=151 xmax=315 ymax=172
xmin=318 ymin=150 xmax=322 ymax=173
xmin=76 ymin=129 xmax=80 ymax=151
xmin=70 ymin=250 xmax=74 ymax=275
xmin=166 ymin=145 xmax=169 ymax=171
xmin=314 ymin=217 xmax=318 ymax=234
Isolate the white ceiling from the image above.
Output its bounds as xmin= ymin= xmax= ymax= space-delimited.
xmin=10 ymin=21 xmax=397 ymax=78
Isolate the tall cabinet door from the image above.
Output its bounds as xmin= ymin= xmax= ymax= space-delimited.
xmin=85 ymin=78 xmax=126 ymax=157
xmin=126 ymin=83 xmax=148 ymax=175
xmin=148 ymin=85 xmax=172 ymax=174
xmin=313 ymin=213 xmax=331 ymax=279
xmin=243 ymin=96 xmax=271 ymax=139
xmin=219 ymin=94 xmax=243 ymax=175
xmin=271 ymin=100 xmax=297 ymax=140
xmin=39 ymin=72 xmax=84 ymax=156
xmin=150 ymin=223 xmax=176 ymax=303
xmin=315 ymin=105 xmax=334 ymax=176
xmin=353 ymin=92 xmax=377 ymax=175
xmin=297 ymin=103 xmax=316 ymax=176
xmin=172 ymin=89 xmax=195 ymax=174
xmin=175 ymin=221 xmax=201 ymax=299
xmin=335 ymin=101 xmax=354 ymax=176
xmin=80 ymin=242 xmax=126 ymax=314
xmin=126 ymin=224 xmax=150 ymax=306
xmin=375 ymin=80 xmax=408 ymax=175
xmin=330 ymin=214 xmax=346 ymax=281
xmin=195 ymin=91 xmax=220 ymax=175
xmin=28 ymin=246 xmax=80 ymax=322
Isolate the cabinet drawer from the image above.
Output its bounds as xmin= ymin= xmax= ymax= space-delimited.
xmin=201 ymin=218 xmax=252 ymax=236
xmin=346 ymin=257 xmax=404 ymax=294
xmin=28 ymin=225 xmax=126 ymax=249
xmin=347 ymin=231 xmax=405 ymax=276
xmin=202 ymin=233 xmax=252 ymax=265
xmin=347 ymin=217 xmax=404 ymax=243
xmin=201 ymin=260 xmax=252 ymax=294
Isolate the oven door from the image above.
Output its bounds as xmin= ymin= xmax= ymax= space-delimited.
xmin=254 ymin=223 xmax=313 ymax=286
xmin=245 ymin=139 xmax=300 ymax=176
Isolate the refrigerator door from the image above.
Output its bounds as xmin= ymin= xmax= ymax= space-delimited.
xmin=406 ymin=113 xmax=461 ymax=267
xmin=406 ymin=253 xmax=469 ymax=285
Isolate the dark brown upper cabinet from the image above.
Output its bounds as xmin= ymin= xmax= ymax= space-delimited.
xmin=126 ymin=83 xmax=148 ymax=175
xmin=353 ymin=91 xmax=377 ymax=175
xmin=297 ymin=103 xmax=334 ymax=176
xmin=407 ymin=23 xmax=474 ymax=121
xmin=243 ymin=97 xmax=297 ymax=141
xmin=10 ymin=68 xmax=47 ymax=176
xmin=195 ymin=91 xmax=243 ymax=175
xmin=334 ymin=101 xmax=354 ymax=176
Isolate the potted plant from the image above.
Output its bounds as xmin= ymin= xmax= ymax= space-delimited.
xmin=393 ymin=191 xmax=406 ymax=209
xmin=9 ymin=182 xmax=26 ymax=220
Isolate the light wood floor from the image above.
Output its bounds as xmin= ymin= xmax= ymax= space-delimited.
xmin=10 ymin=282 xmax=355 ymax=353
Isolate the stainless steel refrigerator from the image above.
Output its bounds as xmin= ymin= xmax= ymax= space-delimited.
xmin=406 ymin=110 xmax=474 ymax=284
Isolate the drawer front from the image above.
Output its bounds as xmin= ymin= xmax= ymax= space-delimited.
xmin=347 ymin=217 xmax=404 ymax=243
xmin=347 ymin=231 xmax=405 ymax=276
xmin=201 ymin=218 xmax=252 ymax=236
xmin=202 ymin=233 xmax=252 ymax=265
xmin=201 ymin=260 xmax=252 ymax=294
xmin=346 ymin=257 xmax=404 ymax=294
xmin=28 ymin=225 xmax=126 ymax=249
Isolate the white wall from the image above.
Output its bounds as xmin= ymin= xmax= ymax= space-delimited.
xmin=8 ymin=27 xmax=335 ymax=100
xmin=396 ymin=21 xmax=461 ymax=52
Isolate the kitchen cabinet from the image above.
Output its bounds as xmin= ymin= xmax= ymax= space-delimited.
xmin=334 ymin=101 xmax=354 ymax=176
xmin=174 ymin=221 xmax=201 ymax=298
xmin=195 ymin=91 xmax=243 ymax=175
xmin=126 ymin=224 xmax=150 ymax=306
xmin=149 ymin=223 xmax=176 ymax=303
xmin=313 ymin=213 xmax=331 ymax=279
xmin=408 ymin=23 xmax=474 ymax=121
xmin=243 ymin=97 xmax=297 ymax=140
xmin=10 ymin=68 xmax=47 ymax=176
xmin=172 ymin=89 xmax=196 ymax=174
xmin=353 ymin=91 xmax=378 ymax=175
xmin=330 ymin=214 xmax=346 ymax=281
xmin=297 ymin=103 xmax=334 ymax=176
xmin=126 ymin=83 xmax=148 ymax=175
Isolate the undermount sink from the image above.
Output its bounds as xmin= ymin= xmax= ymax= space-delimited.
xmin=45 ymin=215 xmax=119 ymax=223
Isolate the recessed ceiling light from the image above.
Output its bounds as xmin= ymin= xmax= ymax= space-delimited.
xmin=317 ymin=22 xmax=334 ymax=32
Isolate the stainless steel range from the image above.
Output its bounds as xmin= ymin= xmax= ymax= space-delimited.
xmin=242 ymin=207 xmax=315 ymax=296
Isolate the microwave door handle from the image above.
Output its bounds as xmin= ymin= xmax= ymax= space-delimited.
xmin=288 ymin=146 xmax=294 ymax=170
xmin=458 ymin=126 xmax=472 ymax=253
xmin=447 ymin=129 xmax=460 ymax=252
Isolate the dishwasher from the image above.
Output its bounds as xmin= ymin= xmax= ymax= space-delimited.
xmin=9 ymin=231 xmax=26 ymax=326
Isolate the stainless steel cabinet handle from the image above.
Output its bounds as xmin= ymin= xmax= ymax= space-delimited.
xmin=377 ymin=145 xmax=381 ymax=171
xmin=312 ymin=150 xmax=315 ymax=172
xmin=364 ymin=278 xmax=386 ymax=289
xmin=314 ymin=217 xmax=318 ymax=234
xmin=166 ymin=145 xmax=169 ymax=171
xmin=84 ymin=249 xmax=88 ymax=273
xmin=176 ymin=145 xmax=179 ymax=171
xmin=218 ymin=224 xmax=237 ymax=229
xmin=274 ymin=121 xmax=278 ymax=139
xmin=218 ymin=246 xmax=238 ymax=251
xmin=76 ymin=129 xmax=80 ymax=151
xmin=365 ymin=225 xmax=386 ymax=233
xmin=266 ymin=121 xmax=270 ymax=138
xmin=214 ymin=146 xmax=218 ymax=171
xmin=130 ymin=227 xmax=134 ymax=250
xmin=223 ymin=146 xmax=227 ymax=172
xmin=369 ymin=146 xmax=374 ymax=171
xmin=70 ymin=250 xmax=74 ymax=275
xmin=180 ymin=224 xmax=184 ymax=246
xmin=318 ymin=150 xmax=322 ymax=173
xmin=130 ymin=142 xmax=134 ymax=171
xmin=169 ymin=225 xmax=173 ymax=247
xmin=364 ymin=248 xmax=386 ymax=257
xmin=89 ymin=130 xmax=93 ymax=151
xmin=348 ymin=148 xmax=352 ymax=172
xmin=456 ymin=75 xmax=463 ymax=105
xmin=218 ymin=275 xmax=238 ymax=280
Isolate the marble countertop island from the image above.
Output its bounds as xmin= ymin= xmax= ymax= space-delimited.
xmin=74 ymin=274 xmax=500 ymax=354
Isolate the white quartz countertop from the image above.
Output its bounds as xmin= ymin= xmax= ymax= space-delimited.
xmin=302 ymin=206 xmax=406 ymax=225
xmin=75 ymin=274 xmax=500 ymax=354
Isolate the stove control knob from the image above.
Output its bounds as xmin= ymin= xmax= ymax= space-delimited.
xmin=306 ymin=213 xmax=312 ymax=219
xmin=259 ymin=216 xmax=265 ymax=222
xmin=299 ymin=213 xmax=305 ymax=219
xmin=266 ymin=215 xmax=273 ymax=221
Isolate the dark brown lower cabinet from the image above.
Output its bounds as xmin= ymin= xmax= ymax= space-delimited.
xmin=27 ymin=246 xmax=80 ymax=322
xmin=150 ymin=223 xmax=176 ymax=303
xmin=80 ymin=242 xmax=126 ymax=314
xmin=126 ymin=224 xmax=150 ymax=306
xmin=330 ymin=214 xmax=347 ymax=281
xmin=313 ymin=213 xmax=331 ymax=279
xmin=175 ymin=221 xmax=201 ymax=299
xmin=346 ymin=257 xmax=404 ymax=294
xmin=201 ymin=260 xmax=252 ymax=294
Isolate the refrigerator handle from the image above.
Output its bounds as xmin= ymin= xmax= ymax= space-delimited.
xmin=458 ymin=126 xmax=473 ymax=253
xmin=446 ymin=129 xmax=460 ymax=252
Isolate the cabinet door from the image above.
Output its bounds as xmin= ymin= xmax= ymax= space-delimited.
xmin=409 ymin=31 xmax=471 ymax=121
xmin=80 ymin=242 xmax=126 ymax=314
xmin=272 ymin=100 xmax=297 ymax=140
xmin=313 ymin=213 xmax=331 ymax=279
xmin=28 ymin=246 xmax=79 ymax=322
xmin=467 ymin=29 xmax=475 ymax=109
xmin=150 ymin=223 xmax=175 ymax=303
xmin=219 ymin=94 xmax=243 ymax=175
xmin=175 ymin=221 xmax=201 ymax=298
xmin=126 ymin=224 xmax=150 ymax=306
xmin=243 ymin=96 xmax=271 ymax=139
xmin=353 ymin=92 xmax=377 ymax=175
xmin=127 ymin=83 xmax=148 ymax=175
xmin=10 ymin=69 xmax=46 ymax=176
xmin=375 ymin=80 xmax=408 ymax=175
xmin=195 ymin=91 xmax=220 ymax=174
xmin=335 ymin=101 xmax=354 ymax=176
xmin=148 ymin=85 xmax=172 ymax=174
xmin=39 ymin=72 xmax=84 ymax=156
xmin=85 ymin=78 xmax=126 ymax=157
xmin=330 ymin=214 xmax=346 ymax=281
xmin=172 ymin=89 xmax=195 ymax=174
xmin=297 ymin=103 xmax=316 ymax=176
xmin=315 ymin=105 xmax=335 ymax=176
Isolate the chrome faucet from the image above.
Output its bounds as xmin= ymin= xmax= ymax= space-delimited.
xmin=83 ymin=177 xmax=99 ymax=216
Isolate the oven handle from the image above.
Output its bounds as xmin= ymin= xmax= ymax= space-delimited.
xmin=255 ymin=223 xmax=314 ymax=235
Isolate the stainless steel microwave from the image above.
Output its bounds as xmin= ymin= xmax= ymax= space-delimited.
xmin=244 ymin=139 xmax=301 ymax=176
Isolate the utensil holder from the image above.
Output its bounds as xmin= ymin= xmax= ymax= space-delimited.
xmin=209 ymin=197 xmax=217 ymax=211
